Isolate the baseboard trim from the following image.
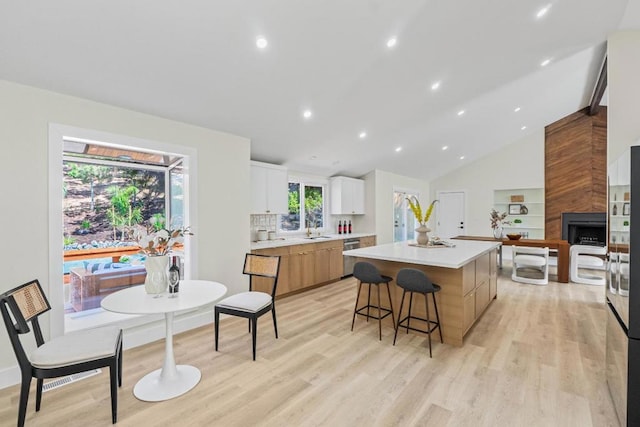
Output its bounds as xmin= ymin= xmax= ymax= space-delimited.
xmin=0 ymin=309 xmax=214 ymax=390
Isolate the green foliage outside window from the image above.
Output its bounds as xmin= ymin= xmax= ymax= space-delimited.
xmin=282 ymin=182 xmax=324 ymax=231
xmin=107 ymin=185 xmax=142 ymax=240
xmin=68 ymin=164 xmax=111 ymax=211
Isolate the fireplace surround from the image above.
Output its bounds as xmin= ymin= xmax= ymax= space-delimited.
xmin=561 ymin=212 xmax=606 ymax=246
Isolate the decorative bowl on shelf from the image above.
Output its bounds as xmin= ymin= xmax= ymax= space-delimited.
xmin=506 ymin=233 xmax=522 ymax=240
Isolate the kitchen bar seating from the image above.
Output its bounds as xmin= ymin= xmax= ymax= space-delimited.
xmin=0 ymin=279 xmax=123 ymax=426
xmin=393 ymin=268 xmax=442 ymax=358
xmin=351 ymin=261 xmax=395 ymax=340
xmin=215 ymin=254 xmax=281 ymax=360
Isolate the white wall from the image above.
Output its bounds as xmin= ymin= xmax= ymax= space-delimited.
xmin=0 ymin=80 xmax=250 ymax=381
xmin=609 ymin=31 xmax=640 ymax=159
xmin=363 ymin=169 xmax=430 ymax=244
xmin=429 ymin=130 xmax=545 ymax=236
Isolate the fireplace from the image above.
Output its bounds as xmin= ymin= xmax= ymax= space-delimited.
xmin=561 ymin=212 xmax=606 ymax=246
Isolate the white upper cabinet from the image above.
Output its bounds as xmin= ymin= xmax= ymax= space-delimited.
xmin=250 ymin=161 xmax=288 ymax=214
xmin=330 ymin=176 xmax=365 ymax=215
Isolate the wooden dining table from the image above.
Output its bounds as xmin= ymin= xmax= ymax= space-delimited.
xmin=453 ymin=236 xmax=570 ymax=283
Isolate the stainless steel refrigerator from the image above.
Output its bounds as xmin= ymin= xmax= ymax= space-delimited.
xmin=607 ymin=146 xmax=640 ymax=426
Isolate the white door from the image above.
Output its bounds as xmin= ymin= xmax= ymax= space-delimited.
xmin=436 ymin=191 xmax=465 ymax=238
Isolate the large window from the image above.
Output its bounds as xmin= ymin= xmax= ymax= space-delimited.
xmin=281 ymin=181 xmax=325 ymax=232
xmin=61 ymin=139 xmax=186 ymax=322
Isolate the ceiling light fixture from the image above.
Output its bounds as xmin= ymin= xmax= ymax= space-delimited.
xmin=536 ymin=4 xmax=551 ymax=19
xmin=457 ymin=110 xmax=465 ymax=116
xmin=386 ymin=37 xmax=397 ymax=49
xmin=359 ymin=131 xmax=367 ymax=139
xmin=395 ymin=147 xmax=402 ymax=152
xmin=521 ymin=126 xmax=527 ymax=130
xmin=541 ymin=58 xmax=551 ymax=67
xmin=459 ymin=156 xmax=465 ymax=160
xmin=256 ymin=37 xmax=268 ymax=49
xmin=514 ymin=107 xmax=521 ymax=112
xmin=431 ymin=81 xmax=441 ymax=91
xmin=442 ymin=145 xmax=448 ymax=151
xmin=303 ymin=110 xmax=312 ymax=119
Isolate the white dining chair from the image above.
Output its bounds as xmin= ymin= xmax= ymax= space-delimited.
xmin=512 ymin=246 xmax=549 ymax=285
xmin=569 ymin=245 xmax=606 ymax=286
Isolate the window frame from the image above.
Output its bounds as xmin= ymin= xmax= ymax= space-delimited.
xmin=279 ymin=177 xmax=327 ymax=234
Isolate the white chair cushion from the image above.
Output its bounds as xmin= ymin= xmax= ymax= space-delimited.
xmin=30 ymin=326 xmax=121 ymax=368
xmin=216 ymin=291 xmax=272 ymax=313
xmin=514 ymin=254 xmax=547 ymax=267
xmin=577 ymin=255 xmax=604 ymax=268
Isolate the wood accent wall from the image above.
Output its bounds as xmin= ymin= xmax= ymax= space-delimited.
xmin=545 ymin=106 xmax=607 ymax=240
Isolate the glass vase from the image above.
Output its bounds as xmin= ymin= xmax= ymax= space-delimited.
xmin=492 ymin=226 xmax=503 ymax=239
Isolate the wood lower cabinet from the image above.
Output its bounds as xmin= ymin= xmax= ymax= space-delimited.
xmin=463 ymin=290 xmax=476 ymax=332
xmin=288 ymin=245 xmax=315 ymax=292
xmin=475 ymin=281 xmax=490 ymax=315
xmin=254 ymin=238 xmax=348 ymax=297
xmin=462 ymin=250 xmax=497 ymax=335
xmin=328 ymin=245 xmax=343 ymax=280
xmin=359 ymin=236 xmax=376 ymax=248
xmin=314 ymin=248 xmax=330 ymax=284
xmin=249 ymin=247 xmax=290 ymax=295
xmin=489 ymin=252 xmax=498 ymax=300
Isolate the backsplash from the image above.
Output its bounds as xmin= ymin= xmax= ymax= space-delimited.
xmin=251 ymin=214 xmax=278 ymax=232
xmin=250 ymin=213 xmax=357 ymax=240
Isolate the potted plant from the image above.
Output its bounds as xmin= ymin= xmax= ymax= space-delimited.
xmin=407 ymin=197 xmax=438 ymax=245
xmin=490 ymin=209 xmax=510 ymax=239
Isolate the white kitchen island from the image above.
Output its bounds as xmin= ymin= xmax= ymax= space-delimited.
xmin=344 ymin=240 xmax=501 ymax=346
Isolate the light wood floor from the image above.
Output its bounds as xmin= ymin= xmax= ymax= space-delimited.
xmin=0 ymin=268 xmax=620 ymax=426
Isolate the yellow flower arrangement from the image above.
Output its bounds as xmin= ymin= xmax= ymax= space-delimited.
xmin=407 ymin=197 xmax=438 ymax=225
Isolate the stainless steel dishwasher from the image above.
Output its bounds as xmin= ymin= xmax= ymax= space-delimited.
xmin=343 ymin=238 xmax=360 ymax=276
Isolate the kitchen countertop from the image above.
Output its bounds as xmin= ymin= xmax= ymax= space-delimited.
xmin=343 ymin=239 xmax=501 ymax=269
xmin=250 ymin=232 xmax=375 ymax=250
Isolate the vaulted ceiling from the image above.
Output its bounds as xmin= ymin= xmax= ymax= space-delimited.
xmin=1 ymin=1 xmax=638 ymax=181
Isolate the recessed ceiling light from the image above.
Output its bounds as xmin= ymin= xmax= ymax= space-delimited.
xmin=457 ymin=110 xmax=465 ymax=116
xmin=386 ymin=37 xmax=397 ymax=48
xmin=395 ymin=147 xmax=402 ymax=152
xmin=256 ymin=37 xmax=268 ymax=49
xmin=536 ymin=4 xmax=551 ymax=19
xmin=431 ymin=81 xmax=441 ymax=91
xmin=541 ymin=58 xmax=551 ymax=67
xmin=514 ymin=107 xmax=521 ymax=112
xmin=359 ymin=131 xmax=367 ymax=139
xmin=442 ymin=145 xmax=448 ymax=151
xmin=521 ymin=126 xmax=527 ymax=130
xmin=459 ymin=156 xmax=465 ymax=160
xmin=302 ymin=110 xmax=312 ymax=119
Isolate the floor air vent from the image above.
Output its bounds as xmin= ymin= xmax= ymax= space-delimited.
xmin=43 ymin=369 xmax=101 ymax=392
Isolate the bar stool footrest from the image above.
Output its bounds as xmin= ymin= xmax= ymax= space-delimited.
xmin=355 ymin=305 xmax=393 ymax=321
xmin=397 ymin=315 xmax=440 ymax=335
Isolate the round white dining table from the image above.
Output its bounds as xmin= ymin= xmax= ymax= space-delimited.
xmin=101 ymin=280 xmax=227 ymax=402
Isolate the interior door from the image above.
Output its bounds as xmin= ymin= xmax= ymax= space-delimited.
xmin=436 ymin=191 xmax=465 ymax=238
